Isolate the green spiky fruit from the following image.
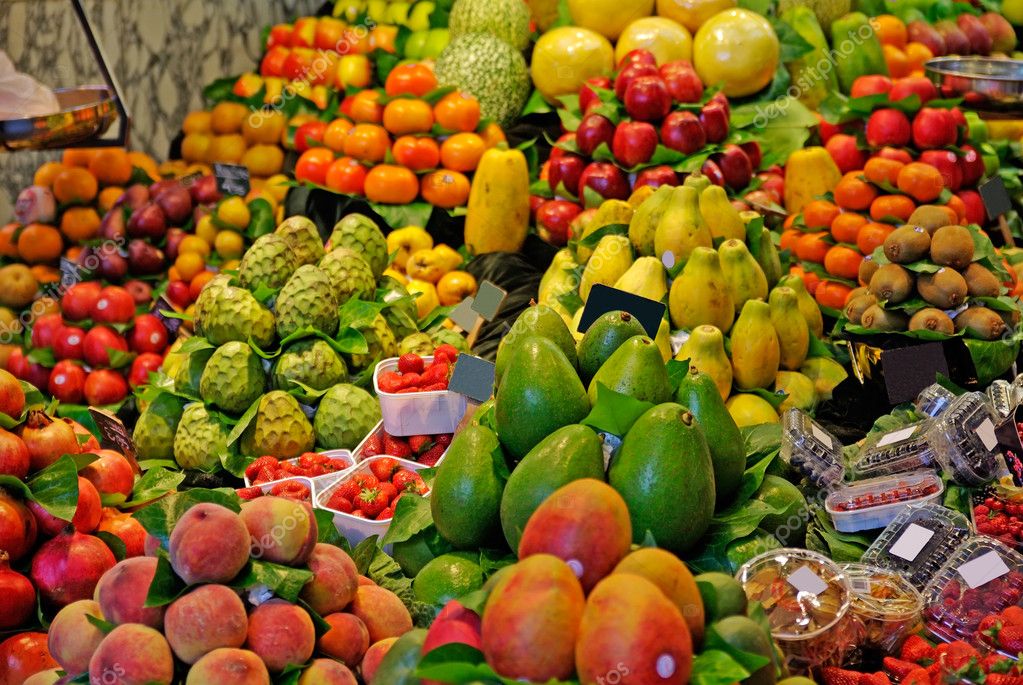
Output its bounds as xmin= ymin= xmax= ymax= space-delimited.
xmin=329 ymin=214 xmax=388 ymax=278
xmin=319 ymin=248 xmax=376 ymax=306
xmin=275 ymin=265 xmax=340 ymax=339
xmin=314 ymin=383 xmax=382 ymax=450
xmin=241 ymin=390 xmax=315 ymax=459
xmin=275 ymin=216 xmax=325 ymax=266
xmin=174 ymin=345 xmax=214 ymax=396
xmin=399 ymin=333 xmax=434 ymax=356
xmin=431 ymin=328 xmax=468 ymax=352
xmin=347 ymin=313 xmax=398 ymax=369
xmin=174 ymin=403 xmax=232 ymax=470
xmin=133 ymin=393 xmax=186 ymax=461
xmin=238 ymin=234 xmax=299 ymax=291
xmin=199 ymin=342 xmax=266 ymax=415
xmin=192 ymin=274 xmax=232 ymax=334
xmin=195 ymin=284 xmax=276 ymax=348
xmin=273 ymin=339 xmax=348 ymax=398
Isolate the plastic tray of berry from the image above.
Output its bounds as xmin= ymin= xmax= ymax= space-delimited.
xmin=236 ymin=475 xmax=316 ymax=503
xmin=242 ymin=451 xmax=355 ymax=488
xmin=354 ymin=419 xmax=451 ymax=467
xmin=373 ymin=345 xmax=467 ymax=436
xmin=825 ymin=471 xmax=944 ymax=533
xmin=929 ymin=392 xmax=1003 ymax=487
xmin=316 ymin=455 xmax=430 ymax=548
xmin=850 ymin=419 xmax=937 ymax=481
xmin=976 ymin=604 xmax=1023 ymax=658
xmin=860 ymin=503 xmax=973 ymax=590
xmin=780 ymin=409 xmax=846 ymax=489
xmin=921 ymin=536 xmax=1023 ymax=645
xmin=970 ymin=485 xmax=1023 ymax=553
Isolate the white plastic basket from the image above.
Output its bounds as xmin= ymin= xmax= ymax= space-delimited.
xmin=242 ymin=450 xmax=355 ymax=489
xmin=352 ymin=419 xmax=450 ymax=468
xmin=373 ymin=356 xmax=466 ymax=436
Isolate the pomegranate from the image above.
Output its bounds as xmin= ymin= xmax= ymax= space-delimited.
xmin=0 ymin=368 xmax=25 ymax=417
xmin=31 ymin=527 xmax=116 ymax=609
xmin=80 ymin=450 xmax=135 ymax=499
xmin=0 ymin=488 xmax=37 ymax=561
xmin=18 ymin=410 xmax=79 ymax=472
xmin=0 ymin=632 xmax=58 ymax=685
xmin=0 ymin=427 xmax=29 ymax=479
xmin=0 ymin=551 xmax=35 ymax=629
xmin=98 ymin=508 xmax=147 ymax=557
xmin=28 ymin=476 xmax=102 ymax=535
xmin=64 ymin=417 xmax=100 ymax=452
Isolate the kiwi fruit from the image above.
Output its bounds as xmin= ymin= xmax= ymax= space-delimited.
xmin=963 ymin=263 xmax=1000 ymax=297
xmin=955 ymin=306 xmax=1008 ymax=340
xmin=847 ymin=286 xmax=869 ymax=301
xmin=844 ymin=293 xmax=878 ymax=324
xmin=929 ymin=225 xmax=975 ymax=270
xmin=860 ymin=304 xmax=909 ymax=331
xmin=883 ymin=225 xmax=931 ymax=264
xmin=858 ymin=256 xmax=879 ymax=286
xmin=909 ymin=307 xmax=955 ymax=334
xmin=917 ymin=268 xmax=968 ymax=309
xmin=908 ymin=205 xmax=956 ymax=234
xmin=869 ymin=264 xmax=915 ymax=304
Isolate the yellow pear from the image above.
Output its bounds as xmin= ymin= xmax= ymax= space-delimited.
xmin=406 ymin=248 xmax=445 ymax=283
xmin=699 ymin=185 xmax=746 ymax=242
xmin=386 ymin=226 xmax=433 ymax=271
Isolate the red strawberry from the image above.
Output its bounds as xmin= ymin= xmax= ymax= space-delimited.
xmin=901 ymin=668 xmax=931 ymax=685
xmin=408 ymin=435 xmax=433 ymax=455
xmin=358 ymin=488 xmax=389 ymax=517
xmin=883 ymin=657 xmax=919 ymax=680
xmin=378 ymin=371 xmax=404 ymax=393
xmin=981 ymin=654 xmax=1016 ymax=675
xmin=979 ymin=614 xmax=1003 ymax=636
xmin=435 ymin=434 xmax=453 ymax=446
xmin=821 ymin=667 xmax=862 ymax=685
xmin=400 ymin=372 xmax=422 ymax=389
xmin=383 ymin=434 xmax=412 ymax=458
xmin=925 ymin=662 xmax=942 ymax=684
xmin=362 ymin=431 xmax=384 ymax=457
xmin=939 ymin=641 xmax=978 ymax=671
xmin=351 ymin=473 xmax=379 ymax=490
xmin=378 ymin=481 xmax=397 ymax=503
xmin=1003 ymin=605 xmax=1023 ymax=626
xmin=422 ymin=382 xmax=449 ymax=391
xmin=987 ymin=675 xmax=1023 ymax=685
xmin=418 ymin=443 xmax=446 ymax=466
xmin=297 ymin=452 xmax=317 ymax=469
xmin=351 ymin=510 xmax=366 ymax=518
xmin=901 ymin=635 xmax=936 ymax=663
xmin=393 ymin=469 xmax=427 ymax=494
xmin=370 ymin=457 xmax=400 ymax=481
xmin=270 ymin=481 xmax=310 ymax=501
xmin=327 ymin=492 xmax=353 ymax=513
xmin=422 ymin=361 xmax=450 ymax=385
xmin=398 ymin=353 xmax=425 ymax=374
xmin=396 ymin=387 xmax=419 ymax=393
xmin=376 ymin=507 xmax=394 ymax=520
xmin=256 ymin=465 xmax=278 ymax=485
xmin=245 ymin=455 xmax=278 ymax=481
xmin=236 ymin=486 xmax=262 ymax=500
xmin=999 ymin=625 xmax=1023 ymax=653
xmin=334 ymin=478 xmax=361 ymax=502
xmin=433 ymin=344 xmax=459 ymax=363
xmin=859 ymin=673 xmax=891 ymax=685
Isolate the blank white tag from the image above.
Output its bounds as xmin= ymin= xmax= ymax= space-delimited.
xmin=889 ymin=523 xmax=935 ymax=561
xmin=976 ymin=419 xmax=998 ymax=451
xmin=788 ymin=565 xmax=829 ymax=596
xmin=958 ymin=550 xmax=1011 ymax=589
xmin=877 ymin=425 xmax=917 ymax=448
xmin=811 ymin=424 xmax=833 ymax=448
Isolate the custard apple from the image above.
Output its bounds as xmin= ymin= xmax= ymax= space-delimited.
xmin=174 ymin=403 xmax=232 ymax=470
xmin=238 ymin=234 xmax=299 ymax=291
xmin=319 ymin=248 xmax=375 ymax=306
xmin=273 ymin=339 xmax=348 ymax=397
xmin=192 ymin=273 xmax=233 ymax=333
xmin=195 ymin=284 xmax=276 ymax=348
xmin=173 ymin=345 xmax=214 ymax=397
xmin=314 ymin=383 xmax=381 ymax=450
xmin=329 ymin=213 xmax=388 ymax=277
xmin=133 ymin=393 xmax=185 ymax=461
xmin=275 ymin=265 xmax=339 ymax=338
xmin=276 ymin=216 xmax=325 ymax=266
xmin=431 ymin=327 xmax=469 ymax=352
xmin=347 ymin=313 xmax=398 ymax=370
xmin=380 ymin=279 xmax=420 ymax=339
xmin=200 ymin=342 xmax=266 ymax=415
xmin=241 ymin=390 xmax=315 ymax=459
xmin=399 ymin=332 xmax=435 ymax=356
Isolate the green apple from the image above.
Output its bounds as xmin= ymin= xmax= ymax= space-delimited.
xmin=405 ymin=31 xmax=429 ymax=59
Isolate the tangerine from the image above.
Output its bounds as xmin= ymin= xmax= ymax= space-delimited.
xmin=88 ymin=148 xmax=133 ymax=186
xmin=60 ymin=207 xmax=102 ymax=242
xmin=52 ymin=167 xmax=99 ymax=205
xmin=16 ymin=224 xmax=63 ymax=265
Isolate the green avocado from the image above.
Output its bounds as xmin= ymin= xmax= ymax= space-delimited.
xmin=587 ymin=335 xmax=671 ymax=405
xmin=431 ymin=424 xmax=508 ymax=549
xmin=576 ymin=310 xmax=646 ymax=384
xmin=495 ymin=303 xmax=577 ymax=384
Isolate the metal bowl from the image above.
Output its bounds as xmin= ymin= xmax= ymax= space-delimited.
xmin=925 ymin=57 xmax=1023 ymax=115
xmin=0 ymin=85 xmax=118 ymax=151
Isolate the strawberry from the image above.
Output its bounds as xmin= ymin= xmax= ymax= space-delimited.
xmin=821 ymin=667 xmax=862 ymax=685
xmin=383 ymin=434 xmax=412 ymax=458
xmin=378 ymin=371 xmax=404 ymax=394
xmin=408 ymin=435 xmax=433 ymax=455
xmin=859 ymin=673 xmax=891 ymax=685
xmin=351 ymin=473 xmax=379 ymax=490
xmin=378 ymin=481 xmax=397 ymax=503
xmin=979 ymin=614 xmax=1003 ymax=637
xmin=236 ymin=486 xmax=262 ymax=500
xmin=433 ymin=344 xmax=459 ymax=364
xmin=398 ymin=353 xmax=425 ymax=374
xmin=400 ymin=372 xmax=422 ymax=389
xmin=422 ymin=382 xmax=449 ymax=391
xmin=270 ymin=481 xmax=310 ymax=501
xmin=999 ymin=625 xmax=1023 ymax=653
xmin=436 ymin=434 xmax=453 ymax=446
xmin=883 ymin=657 xmax=919 ymax=680
xmin=986 ymin=675 xmax=1023 ymax=685
xmin=361 ymin=431 xmax=384 ymax=457
xmin=376 ymin=507 xmax=394 ymax=521
xmin=901 ymin=635 xmax=936 ymax=663
xmin=327 ymin=492 xmax=353 ymax=513
xmin=245 ymin=455 xmax=278 ymax=481
xmin=334 ymin=478 xmax=361 ymax=502
xmin=393 ymin=469 xmax=427 ymax=494
xmin=297 ymin=452 xmax=317 ymax=469
xmin=422 ymin=361 xmax=450 ymax=385
xmin=351 ymin=509 xmax=366 ymax=518
xmin=1003 ymin=605 xmax=1023 ymax=626
xmin=418 ymin=442 xmax=446 ymax=466
xmin=358 ymin=488 xmax=389 ymax=517
xmin=370 ymin=457 xmax=400 ymax=481
xmin=396 ymin=387 xmax=419 ymax=393
xmin=981 ymin=654 xmax=1017 ymax=675
xmin=901 ymin=668 xmax=931 ymax=685
xmin=939 ymin=641 xmax=978 ymax=671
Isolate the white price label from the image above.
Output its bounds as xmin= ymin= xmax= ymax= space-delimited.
xmin=976 ymin=419 xmax=998 ymax=451
xmin=877 ymin=425 xmax=918 ymax=448
xmin=788 ymin=565 xmax=829 ymax=596
xmin=811 ymin=423 xmax=833 ymax=448
xmin=957 ymin=550 xmax=1011 ymax=589
xmin=889 ymin=523 xmax=935 ymax=562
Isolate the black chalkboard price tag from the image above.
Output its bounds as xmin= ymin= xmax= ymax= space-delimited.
xmin=577 ymin=284 xmax=666 ymax=338
xmin=980 ymin=176 xmax=1015 ymax=247
xmin=88 ymin=407 xmax=142 ymax=474
xmin=213 ymin=163 xmax=251 ymax=197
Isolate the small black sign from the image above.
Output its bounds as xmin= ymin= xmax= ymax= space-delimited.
xmin=88 ymin=407 xmax=141 ymax=474
xmin=577 ymin=284 xmax=666 ymax=339
xmin=150 ymin=294 xmax=184 ymax=339
xmin=448 ymin=353 xmax=496 ymax=404
xmin=880 ymin=343 xmax=948 ymax=404
xmin=980 ymin=176 xmax=1012 ymax=221
xmin=213 ymin=163 xmax=251 ymax=197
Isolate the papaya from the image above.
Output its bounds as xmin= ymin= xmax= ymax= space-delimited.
xmin=675 ymin=325 xmax=732 ymax=400
xmin=719 ymin=239 xmax=768 ymax=314
xmin=783 ymin=146 xmax=842 ymax=214
xmin=613 ymin=256 xmax=668 ymax=301
xmin=831 ymin=12 xmax=888 ymax=93
xmin=769 ymin=286 xmax=809 ymax=371
xmin=580 ymin=234 xmax=634 ymax=302
xmin=778 ymin=274 xmax=824 ymax=339
xmin=654 ymin=185 xmax=713 ymax=266
xmin=464 ymin=148 xmax=530 ymax=254
xmin=699 ymin=185 xmax=746 ymax=242
xmin=669 ymin=246 xmax=735 ymax=333
xmin=730 ymin=299 xmax=780 ymax=391
xmin=629 ymin=185 xmax=674 ymax=256
xmin=577 ymin=200 xmax=634 ymax=264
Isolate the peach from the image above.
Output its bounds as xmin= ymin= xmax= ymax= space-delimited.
xmin=357 ymin=574 xmax=375 ymax=586
xmin=299 ymin=542 xmax=358 ymax=615
xmin=80 ymin=449 xmax=134 ymax=499
xmin=97 ymin=508 xmax=146 ymax=557
xmin=47 ymin=599 xmax=106 ymax=675
xmin=240 ymin=496 xmax=317 ymax=566
xmin=89 ymin=624 xmax=174 ymax=685
xmin=360 ymin=637 xmax=398 ymax=684
xmin=94 ymin=556 xmax=164 ymax=628
xmin=349 ymin=585 xmax=413 ymax=643
xmin=169 ymin=502 xmax=250 ymax=585
xmin=318 ymin=612 xmax=370 ymax=667
xmin=298 ymin=658 xmax=358 ymax=685
xmin=22 ymin=669 xmax=61 ymax=685
xmin=186 ymin=648 xmax=270 ymax=685
xmin=245 ymin=599 xmax=315 ymax=673
xmin=166 ymin=584 xmax=248 ymax=664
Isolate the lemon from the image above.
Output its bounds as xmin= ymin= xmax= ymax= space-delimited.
xmin=263 ymin=174 xmax=291 ymax=202
xmin=567 ymin=0 xmax=654 ymax=40
xmin=531 ymin=27 xmax=615 ymax=104
xmin=693 ymin=8 xmax=779 ymax=97
xmin=195 ymin=215 xmax=218 ymax=245
xmin=656 ymin=0 xmax=736 ymax=33
xmin=216 ymin=196 xmax=251 ymax=230
xmin=615 ymin=17 xmax=693 ymax=66
xmin=725 ymin=393 xmax=780 ymax=428
xmin=214 ymin=230 xmax=245 ymax=260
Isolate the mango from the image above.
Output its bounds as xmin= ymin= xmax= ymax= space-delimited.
xmin=613 ymin=547 xmax=705 ymax=645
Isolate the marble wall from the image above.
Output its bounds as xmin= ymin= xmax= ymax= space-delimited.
xmin=0 ymin=0 xmax=322 ymax=216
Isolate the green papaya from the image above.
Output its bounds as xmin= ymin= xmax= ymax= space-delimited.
xmin=431 ymin=424 xmax=508 ymax=549
xmin=675 ymin=368 xmax=744 ymax=505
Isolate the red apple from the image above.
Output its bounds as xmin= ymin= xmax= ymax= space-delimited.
xmin=612 ymin=121 xmax=658 ymax=168
xmin=935 ymin=20 xmax=971 ymax=56
xmin=578 ymin=162 xmax=630 ymax=206
xmin=635 ymin=166 xmax=678 ymax=189
xmin=30 ymin=314 xmax=63 ymax=349
xmin=614 ymin=63 xmax=658 ymax=101
xmin=165 ymin=281 xmax=191 ymax=308
xmin=579 ymin=76 xmax=612 ymax=115
xmin=908 ymin=20 xmax=946 ymax=57
xmin=875 ymin=147 xmax=914 ymax=165
xmin=699 ymin=102 xmax=729 ymax=143
xmin=48 ymin=359 xmax=86 ymax=405
xmin=739 ymin=142 xmax=762 ymax=171
xmin=92 ymin=286 xmax=136 ymax=324
xmin=912 ymin=108 xmax=958 ymax=149
xmin=53 ymin=326 xmax=86 ymax=361
xmin=865 ymin=109 xmax=912 ymax=147
xmin=619 ymin=49 xmax=657 ymax=69
xmin=660 ymin=61 xmax=703 ymax=103
xmin=129 ymin=353 xmax=164 ymax=389
xmin=701 ymin=159 xmax=726 ymax=186
xmin=956 ymin=14 xmax=992 ymax=55
xmin=817 ymin=117 xmax=841 ymax=144
xmin=548 ymin=154 xmax=587 ymax=198
xmin=919 ymin=149 xmax=963 ymax=190
xmin=83 ymin=326 xmax=129 ymax=368
xmin=755 ymin=172 xmax=785 ymax=203
xmin=153 ymin=184 xmax=193 ymax=225
xmin=61 ymin=282 xmax=102 ymax=322
xmin=536 ymin=200 xmax=583 ymax=246
xmin=850 ymin=75 xmax=893 ymax=99
xmin=129 ymin=314 xmax=168 ymax=355
xmin=889 ymin=76 xmax=938 ymax=105
xmin=123 ymin=280 xmax=152 ymax=306
xmin=576 ymin=114 xmax=615 ymax=157
xmin=956 ymin=189 xmax=986 ymax=225
xmin=188 ymin=175 xmax=221 ymax=205
xmin=624 ymin=76 xmax=671 ymax=122
xmin=127 ymin=203 xmax=166 ymax=240
xmin=714 ymin=145 xmax=753 ymax=191
xmin=661 ymin=111 xmax=706 ymax=154
xmin=84 ymin=369 xmax=129 ymax=406
xmin=825 ymin=134 xmax=865 ymax=174
xmin=7 ymin=348 xmax=50 ymax=390
xmin=958 ymin=145 xmax=985 ymax=187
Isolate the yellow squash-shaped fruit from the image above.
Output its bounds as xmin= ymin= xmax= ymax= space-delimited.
xmin=654 ymin=318 xmax=673 ymax=362
xmin=718 ymin=239 xmax=768 ymax=314
xmin=628 ymin=185 xmax=673 ymax=257
xmin=580 ymin=235 xmax=634 ymax=302
xmin=526 ymin=0 xmax=561 ymax=30
xmin=683 ymin=171 xmax=712 ymax=192
xmin=613 ymin=257 xmax=668 ymax=302
xmin=778 ymin=274 xmax=824 ymax=338
xmin=669 ymin=246 xmax=735 ymax=333
xmin=628 ymin=184 xmax=656 ymax=209
xmin=769 ymin=286 xmax=809 ymax=371
xmin=699 ymin=185 xmax=746 ymax=242
xmin=675 ymin=324 xmax=732 ymax=399
xmin=775 ymin=370 xmax=816 ymax=412
xmin=539 ymin=249 xmax=580 ymax=315
xmin=783 ymin=146 xmax=842 ymax=213
xmin=654 ymin=185 xmax=713 ymax=266
xmin=578 ymin=200 xmax=634 ymax=264
xmin=465 ymin=147 xmax=530 ymax=254
xmin=730 ymin=299 xmax=780 ymax=391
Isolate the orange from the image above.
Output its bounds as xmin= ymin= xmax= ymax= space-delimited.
xmin=210 ymin=101 xmax=248 ymax=134
xmin=864 ymin=157 xmax=904 ymax=187
xmin=480 ymin=122 xmax=506 ymax=148
xmin=30 ymin=265 xmax=60 ymax=284
xmin=88 ymin=148 xmax=133 ymax=186
xmin=896 ymin=163 xmax=944 ymax=203
xmin=384 ymin=63 xmax=438 ymax=97
xmin=830 ymin=212 xmax=867 ymax=244
xmin=857 ymin=222 xmax=895 ymax=255
xmin=870 ymin=194 xmax=916 ymax=223
xmin=420 ymin=170 xmax=471 ymax=208
xmin=945 ymin=194 xmax=967 ymax=223
xmin=33 ymin=162 xmax=66 ymax=188
xmin=392 ymin=136 xmax=440 ymax=171
xmin=780 ymin=229 xmax=802 ymax=252
xmin=98 ymin=186 xmax=124 ymax=213
xmin=175 ymin=252 xmax=206 ymax=282
xmin=364 ymin=165 xmax=419 ymax=204
xmin=783 ymin=214 xmax=798 ymax=231
xmin=182 ymin=110 xmax=213 ymax=135
xmin=294 ymin=147 xmax=336 ymax=185
xmin=65 ymin=246 xmax=84 ymax=262
xmin=322 ymin=118 xmax=354 ymax=153
xmin=60 ymin=207 xmax=101 ymax=242
xmin=815 ymin=280 xmax=852 ymax=309
xmin=0 ymin=223 xmax=20 ymax=258
xmin=823 ymin=245 xmax=863 ymax=280
xmin=189 ymin=270 xmax=216 ymax=300
xmin=873 ymin=15 xmax=907 ymax=48
xmin=790 ymin=264 xmax=821 ymax=295
xmin=349 ymin=90 xmax=384 ymax=124
xmin=883 ymin=44 xmax=909 ymax=79
xmin=127 ymin=151 xmax=160 ymax=181
xmin=834 ymin=174 xmax=878 ymax=211
xmin=62 ymin=148 xmax=98 ymax=168
xmin=324 ymin=156 xmax=368 ymax=195
xmin=440 ymin=133 xmax=486 ymax=173
xmin=795 ymin=231 xmax=830 ymax=263
xmin=241 ymin=144 xmax=285 ymax=176
xmin=382 ymin=99 xmax=434 ymax=136
xmin=208 ymin=134 xmax=247 ymax=164
xmin=181 ymin=133 xmax=213 ymax=163
xmin=802 ymin=200 xmax=841 ymax=231
xmin=434 ymin=92 xmax=481 ymax=133
xmin=16 ymin=224 xmax=63 ymax=265
xmin=905 ymin=42 xmax=933 ymax=72
xmin=52 ymin=167 xmax=99 ymax=205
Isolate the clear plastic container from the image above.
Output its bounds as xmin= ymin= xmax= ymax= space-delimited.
xmin=850 ymin=420 xmax=936 ymax=481
xmin=927 ymin=392 xmax=1003 ymax=486
xmin=921 ymin=536 xmax=1023 ymax=644
xmin=373 ymin=356 xmax=468 ymax=436
xmin=987 ymin=380 xmax=1017 ymax=419
xmin=841 ymin=563 xmax=923 ymax=653
xmin=970 ymin=486 xmax=1023 ymax=553
xmin=736 ymin=548 xmax=856 ymax=675
xmin=237 ymin=475 xmax=316 ymax=503
xmin=780 ymin=409 xmax=846 ymax=489
xmin=915 ymin=383 xmax=956 ymax=419
xmin=352 ymin=419 xmax=451 ymax=468
xmin=243 ymin=451 xmax=354 ymax=488
xmin=825 ymin=471 xmax=944 ymax=533
xmin=861 ymin=503 xmax=972 ymax=589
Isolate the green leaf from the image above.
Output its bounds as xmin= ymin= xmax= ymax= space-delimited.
xmin=123 ymin=467 xmax=185 ymax=507
xmin=143 ymin=554 xmax=188 ymax=607
xmin=742 ymin=423 xmax=782 ymax=461
xmin=231 ymin=559 xmax=314 ymax=603
xmin=666 ymin=358 xmax=690 ymax=394
xmin=806 ymin=332 xmax=836 ymax=359
xmin=420 ymin=305 xmax=457 ymax=332
xmin=132 ymin=488 xmax=241 ymax=550
xmin=351 ymin=536 xmax=379 ymax=575
xmin=380 ymin=493 xmax=434 ymax=546
xmin=106 ymin=347 xmax=136 ymax=370
xmin=314 ymin=507 xmax=346 ymax=547
xmin=521 ymin=88 xmax=553 ymax=116
xmin=26 ymin=455 xmax=81 ymax=521
xmin=704 ymin=622 xmax=771 ymax=674
xmin=227 ymin=397 xmax=263 ymax=446
xmin=747 ymin=387 xmax=788 ymax=409
xmin=86 ymin=613 xmax=118 ymax=634
xmin=178 ymin=336 xmax=215 ymax=354
xmin=771 ymin=16 xmax=814 ymax=63
xmin=368 ymin=201 xmax=434 ymax=230
xmin=580 ymin=382 xmax=655 ymax=437
xmin=219 ymin=451 xmax=253 ymax=479
xmin=689 ymin=649 xmax=752 ymax=685
xmin=26 ymin=347 xmax=56 ymax=367
xmin=577 ymin=223 xmax=628 ymax=249
xmin=965 ymin=338 xmax=1019 ymax=386
xmin=95 ymin=530 xmax=127 ymax=561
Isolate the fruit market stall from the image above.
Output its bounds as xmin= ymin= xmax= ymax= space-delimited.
xmin=6 ymin=0 xmax=1023 ymax=684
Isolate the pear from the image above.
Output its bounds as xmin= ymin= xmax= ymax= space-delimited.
xmin=654 ymin=186 xmax=713 ymax=267
xmin=669 ymin=246 xmax=735 ymax=333
xmin=769 ymin=286 xmax=809 ymax=371
xmin=718 ymin=239 xmax=768 ymax=314
xmin=730 ymin=300 xmax=780 ymax=391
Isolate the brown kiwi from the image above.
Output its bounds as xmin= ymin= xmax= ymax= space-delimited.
xmin=962 ymin=262 xmax=1001 ymax=297
xmin=869 ymin=264 xmax=915 ymax=304
xmin=929 ymin=225 xmax=975 ymax=270
xmin=858 ymin=256 xmax=879 ymax=286
xmin=955 ymin=307 xmax=1008 ymax=340
xmin=860 ymin=304 xmax=909 ymax=331
xmin=844 ymin=293 xmax=878 ymax=324
xmin=883 ymin=225 xmax=931 ymax=264
xmin=847 ymin=286 xmax=869 ymax=301
xmin=917 ymin=268 xmax=968 ymax=309
xmin=908 ymin=205 xmax=956 ymax=234
xmin=908 ymin=307 xmax=955 ymax=334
